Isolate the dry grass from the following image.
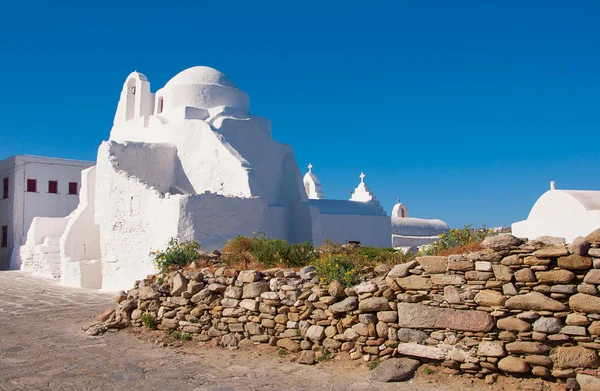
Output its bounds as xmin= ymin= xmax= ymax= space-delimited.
xmin=434 ymin=241 xmax=484 ymax=256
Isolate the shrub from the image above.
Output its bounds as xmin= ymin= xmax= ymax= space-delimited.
xmin=368 ymin=358 xmax=381 ymax=370
xmin=420 ymin=224 xmax=491 ymax=256
xmin=221 ymin=235 xmax=255 ymax=268
xmin=314 ymin=255 xmax=359 ymax=287
xmin=151 ymin=238 xmax=202 ymax=273
xmin=140 ymin=313 xmax=155 ymax=329
xmin=181 ymin=333 xmax=192 ymax=342
xmin=171 ymin=331 xmax=182 ymax=340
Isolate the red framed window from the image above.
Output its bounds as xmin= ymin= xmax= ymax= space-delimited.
xmin=2 ymin=177 xmax=8 ymax=199
xmin=1 ymin=226 xmax=7 ymax=248
xmin=48 ymin=180 xmax=58 ymax=194
xmin=68 ymin=182 xmax=78 ymax=195
xmin=27 ymin=179 xmax=37 ymax=193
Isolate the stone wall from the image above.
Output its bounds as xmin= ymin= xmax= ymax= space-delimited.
xmin=95 ymin=230 xmax=600 ymax=385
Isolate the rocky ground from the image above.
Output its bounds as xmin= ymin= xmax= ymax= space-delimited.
xmin=0 ymin=270 xmax=559 ymax=391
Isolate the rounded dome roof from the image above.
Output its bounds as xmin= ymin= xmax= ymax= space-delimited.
xmin=165 ymin=66 xmax=237 ymax=88
xmin=392 ymin=217 xmax=449 ymax=237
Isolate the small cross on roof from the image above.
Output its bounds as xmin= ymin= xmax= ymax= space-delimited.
xmin=359 ymin=172 xmax=365 ymax=183
xmin=308 ymin=163 xmax=313 ymax=173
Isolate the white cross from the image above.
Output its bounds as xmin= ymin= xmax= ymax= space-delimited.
xmin=308 ymin=163 xmax=313 ymax=173
xmin=359 ymin=172 xmax=365 ymax=183
xmin=397 ymin=197 xmax=401 ymax=204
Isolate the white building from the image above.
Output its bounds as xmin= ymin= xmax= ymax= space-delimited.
xmin=390 ymin=199 xmax=449 ymax=251
xmin=0 ymin=155 xmax=93 ymax=270
xmin=16 ymin=66 xmax=395 ymax=291
xmin=512 ymin=181 xmax=600 ymax=243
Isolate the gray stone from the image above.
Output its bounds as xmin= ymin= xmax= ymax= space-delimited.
xmin=396 ymin=276 xmax=432 ymax=290
xmin=170 ymin=273 xmax=189 ymax=296
xmin=237 ymin=270 xmax=259 ymax=283
xmin=388 ymin=261 xmax=418 ymax=278
xmin=561 ymin=325 xmax=587 ymax=336
xmin=477 ymin=341 xmax=506 ymax=357
xmin=370 ymin=357 xmax=421 ymax=382
xmin=492 ymin=264 xmax=514 ymax=281
xmin=224 ymin=285 xmax=243 ymax=299
xmin=430 ymin=274 xmax=465 ymax=285
xmin=589 ymin=248 xmax=600 ymax=257
xmin=207 ymin=283 xmax=226 ymax=293
xmin=276 ymin=338 xmax=301 ymax=352
xmin=397 ymin=328 xmax=428 ymax=343
xmin=242 ymin=282 xmax=269 ymax=299
xmin=536 ymin=270 xmax=576 ymax=284
xmin=329 ymin=296 xmax=358 ymax=313
xmin=533 ymin=317 xmax=562 ymax=333
xmin=299 ymin=265 xmax=317 ymax=280
xmin=377 ymin=311 xmax=398 ymax=323
xmin=505 ymin=342 xmax=551 ymax=355
xmin=328 ymin=280 xmax=346 ymax=297
xmin=514 ymin=268 xmax=536 ymax=282
xmin=396 ymin=302 xmax=493 ymax=332
xmin=474 ymin=290 xmax=506 ymax=307
xmin=443 ymin=286 xmax=462 ymax=304
xmin=306 ymin=325 xmax=325 ymax=342
xmin=239 ymin=299 xmax=258 ymax=312
xmin=297 ymin=350 xmax=316 ymax=365
xmin=502 ymin=283 xmax=518 ymax=296
xmin=396 ymin=343 xmax=446 ymax=360
xmin=482 ymin=234 xmax=523 ymax=251
xmin=533 ymin=247 xmax=569 ymax=257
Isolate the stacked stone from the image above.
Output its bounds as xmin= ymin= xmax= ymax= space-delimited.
xmin=96 ymin=229 xmax=600 ymax=388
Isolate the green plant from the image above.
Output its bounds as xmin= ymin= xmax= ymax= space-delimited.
xmin=314 ymin=255 xmax=359 ymax=287
xmin=278 ymin=348 xmax=289 ymax=357
xmin=140 ymin=313 xmax=155 ymax=329
xmin=423 ymin=366 xmax=434 ymax=375
xmin=156 ymin=275 xmax=164 ymax=285
xmin=316 ymin=349 xmax=332 ymax=363
xmin=420 ymin=224 xmax=492 ymax=256
xmin=151 ymin=238 xmax=202 ymax=273
xmin=181 ymin=333 xmax=192 ymax=342
xmin=171 ymin=331 xmax=182 ymax=340
xmin=368 ymin=358 xmax=381 ymax=370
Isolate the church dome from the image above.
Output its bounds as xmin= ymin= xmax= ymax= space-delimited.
xmin=165 ymin=66 xmax=237 ymax=88
xmin=157 ymin=66 xmax=249 ymax=113
xmin=392 ymin=217 xmax=449 ymax=237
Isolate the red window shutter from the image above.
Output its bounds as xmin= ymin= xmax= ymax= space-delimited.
xmin=27 ymin=179 xmax=37 ymax=193
xmin=48 ymin=181 xmax=58 ymax=194
xmin=68 ymin=182 xmax=78 ymax=195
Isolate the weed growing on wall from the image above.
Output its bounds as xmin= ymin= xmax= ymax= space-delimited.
xmin=314 ymin=255 xmax=359 ymax=287
xmin=140 ymin=313 xmax=155 ymax=329
xmin=420 ymin=224 xmax=492 ymax=256
xmin=151 ymin=238 xmax=202 ymax=273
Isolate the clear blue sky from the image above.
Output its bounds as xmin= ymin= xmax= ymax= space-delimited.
xmin=1 ymin=1 xmax=598 ymax=228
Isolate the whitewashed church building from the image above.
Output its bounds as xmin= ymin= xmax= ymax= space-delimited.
xmin=14 ymin=66 xmax=448 ymax=291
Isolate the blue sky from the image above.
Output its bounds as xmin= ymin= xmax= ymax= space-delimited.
xmin=1 ymin=1 xmax=598 ymax=228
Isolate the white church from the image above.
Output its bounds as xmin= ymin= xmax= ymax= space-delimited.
xmin=13 ymin=66 xmax=448 ymax=291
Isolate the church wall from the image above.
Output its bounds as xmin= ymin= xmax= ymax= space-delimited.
xmin=314 ymin=213 xmax=392 ymax=248
xmin=95 ymin=142 xmax=181 ymax=291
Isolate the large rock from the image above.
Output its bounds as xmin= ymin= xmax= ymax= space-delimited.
xmin=570 ymin=294 xmax=600 ymax=314
xmin=359 ymin=297 xmax=390 ymax=312
xmin=397 ymin=303 xmax=493 ymax=332
xmin=443 ymin=286 xmax=462 ymax=304
xmin=396 ymin=276 xmax=432 ymax=290
xmin=297 ymin=350 xmax=316 ymax=365
xmin=237 ymin=270 xmax=259 ymax=283
xmin=482 ymin=234 xmax=523 ymax=251
xmin=558 ymin=254 xmax=593 ymax=270
xmin=396 ymin=343 xmax=446 ymax=360
xmin=171 ymin=273 xmax=189 ymax=296
xmin=139 ymin=286 xmax=160 ymax=300
xmin=397 ymin=328 xmax=428 ymax=343
xmin=447 ymin=256 xmax=474 ymax=271
xmin=584 ymin=270 xmax=600 ymax=285
xmin=276 ymin=338 xmax=301 ymax=352
xmin=535 ymin=270 xmax=576 ymax=284
xmin=477 ymin=341 xmax=506 ymax=357
xmin=492 ymin=264 xmax=514 ymax=281
xmin=328 ymin=280 xmax=346 ymax=298
xmin=430 ymin=274 xmax=466 ymax=285
xmin=569 ymin=237 xmax=590 ymax=256
xmin=329 ymin=296 xmax=358 ymax=313
xmin=514 ymin=268 xmax=536 ymax=282
xmin=498 ymin=356 xmax=530 ymax=374
xmin=585 ymin=228 xmax=600 ymax=245
xmin=370 ymin=357 xmax=421 ymax=382
xmin=242 ymin=282 xmax=269 ymax=299
xmin=577 ymin=374 xmax=600 ymax=391
xmin=505 ymin=292 xmax=567 ymax=311
xmin=474 ymin=290 xmax=506 ymax=307
xmin=533 ymin=247 xmax=569 ymax=257
xmin=497 ymin=317 xmax=531 ymax=332
xmin=506 ymin=342 xmax=551 ymax=355
xmin=306 ymin=325 xmax=326 ymax=342
xmin=533 ymin=317 xmax=563 ymax=333
xmin=416 ymin=256 xmax=448 ymax=274
xmin=388 ymin=261 xmax=417 ymax=278
xmin=555 ymin=346 xmax=600 ymax=369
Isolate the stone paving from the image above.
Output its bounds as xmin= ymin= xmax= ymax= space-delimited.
xmin=0 ymin=271 xmax=550 ymax=391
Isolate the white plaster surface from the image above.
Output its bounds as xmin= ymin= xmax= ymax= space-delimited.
xmin=512 ymin=188 xmax=600 ymax=243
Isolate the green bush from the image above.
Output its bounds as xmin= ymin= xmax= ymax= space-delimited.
xmin=420 ymin=224 xmax=491 ymax=256
xmin=151 ymin=238 xmax=202 ymax=273
xmin=140 ymin=313 xmax=155 ymax=329
xmin=314 ymin=255 xmax=359 ymax=287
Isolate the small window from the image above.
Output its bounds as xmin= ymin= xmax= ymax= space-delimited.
xmin=48 ymin=180 xmax=58 ymax=194
xmin=27 ymin=179 xmax=37 ymax=193
xmin=68 ymin=182 xmax=78 ymax=195
xmin=157 ymin=97 xmax=164 ymax=114
xmin=1 ymin=226 xmax=7 ymax=248
xmin=2 ymin=177 xmax=8 ymax=199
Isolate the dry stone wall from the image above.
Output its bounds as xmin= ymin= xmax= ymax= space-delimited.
xmin=96 ymin=230 xmax=600 ymax=385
